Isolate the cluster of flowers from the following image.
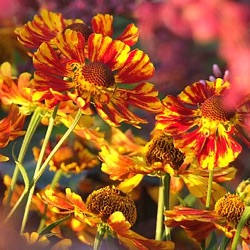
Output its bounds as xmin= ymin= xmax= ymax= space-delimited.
xmin=0 ymin=8 xmax=250 ymax=250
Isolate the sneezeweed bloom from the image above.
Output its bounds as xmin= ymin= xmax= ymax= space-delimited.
xmin=39 ymin=187 xmax=174 ymax=249
xmin=0 ymin=104 xmax=26 ymax=161
xmin=32 ymin=135 xmax=99 ymax=174
xmin=99 ymin=131 xmax=236 ymax=201
xmin=32 ymin=30 xmax=161 ymax=127
xmin=15 ymin=9 xmax=139 ymax=53
xmin=156 ymin=78 xmax=250 ymax=169
xmin=164 ymin=193 xmax=250 ymax=246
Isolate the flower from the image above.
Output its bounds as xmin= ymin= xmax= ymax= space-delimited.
xmin=156 ymin=78 xmax=250 ymax=169
xmin=32 ymin=30 xmax=161 ymax=127
xmin=32 ymin=135 xmax=100 ymax=174
xmin=0 ymin=105 xmax=26 ymax=161
xmin=15 ymin=9 xmax=139 ymax=52
xmin=164 ymin=193 xmax=250 ymax=245
xmin=39 ymin=187 xmax=175 ymax=249
xmin=99 ymin=130 xmax=236 ymax=201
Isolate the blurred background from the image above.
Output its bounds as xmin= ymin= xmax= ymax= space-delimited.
xmin=0 ymin=0 xmax=250 ymax=249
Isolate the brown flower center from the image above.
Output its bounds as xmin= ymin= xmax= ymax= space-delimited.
xmin=64 ymin=23 xmax=92 ymax=41
xmin=145 ymin=133 xmax=185 ymax=169
xmin=200 ymin=95 xmax=235 ymax=121
xmin=86 ymin=186 xmax=137 ymax=226
xmin=214 ymin=193 xmax=249 ymax=225
xmin=82 ymin=62 xmax=115 ymax=88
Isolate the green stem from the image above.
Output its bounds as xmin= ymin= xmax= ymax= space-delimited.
xmin=201 ymin=168 xmax=214 ymax=249
xmin=162 ymin=173 xmax=171 ymax=241
xmin=155 ymin=180 xmax=164 ymax=240
xmin=206 ymin=169 xmax=214 ymax=210
xmin=37 ymin=169 xmax=63 ymax=234
xmin=5 ymin=108 xmax=42 ymax=208
xmin=93 ymin=223 xmax=107 ymax=250
xmin=31 ymin=109 xmax=82 ymax=186
xmin=20 ymin=105 xmax=59 ymax=233
xmin=231 ymin=206 xmax=250 ymax=250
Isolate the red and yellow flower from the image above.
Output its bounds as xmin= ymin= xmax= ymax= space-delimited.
xmin=0 ymin=105 xmax=26 ymax=161
xmin=156 ymin=78 xmax=250 ymax=169
xmin=164 ymin=193 xmax=250 ymax=248
xmin=32 ymin=30 xmax=161 ymax=127
xmin=39 ymin=186 xmax=175 ymax=250
xmin=99 ymin=131 xmax=236 ymax=201
xmin=15 ymin=9 xmax=139 ymax=52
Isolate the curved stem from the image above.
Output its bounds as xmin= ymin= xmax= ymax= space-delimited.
xmin=5 ymin=108 xmax=42 ymax=208
xmin=20 ymin=105 xmax=59 ymax=233
xmin=93 ymin=223 xmax=106 ymax=250
xmin=231 ymin=206 xmax=250 ymax=250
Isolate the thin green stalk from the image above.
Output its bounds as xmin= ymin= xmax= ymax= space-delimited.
xmin=31 ymin=109 xmax=82 ymax=186
xmin=201 ymin=168 xmax=214 ymax=250
xmin=6 ymin=108 xmax=42 ymax=208
xmin=20 ymin=105 xmax=59 ymax=233
xmin=155 ymin=180 xmax=164 ymax=240
xmin=162 ymin=173 xmax=171 ymax=241
xmin=206 ymin=169 xmax=214 ymax=210
xmin=37 ymin=169 xmax=63 ymax=233
xmin=231 ymin=206 xmax=250 ymax=250
xmin=93 ymin=223 xmax=107 ymax=250
xmin=19 ymin=109 xmax=82 ymax=233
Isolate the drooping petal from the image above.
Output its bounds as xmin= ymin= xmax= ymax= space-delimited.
xmin=108 ymin=212 xmax=175 ymax=250
xmin=117 ymin=23 xmax=140 ymax=46
xmin=164 ymin=207 xmax=221 ymax=242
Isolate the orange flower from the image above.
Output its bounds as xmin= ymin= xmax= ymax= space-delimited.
xmin=15 ymin=9 xmax=139 ymax=52
xmin=0 ymin=105 xmax=26 ymax=161
xmin=39 ymin=187 xmax=174 ymax=249
xmin=32 ymin=30 xmax=161 ymax=127
xmin=164 ymin=193 xmax=250 ymax=246
xmin=99 ymin=131 xmax=236 ymax=200
xmin=32 ymin=135 xmax=100 ymax=174
xmin=156 ymin=78 xmax=250 ymax=169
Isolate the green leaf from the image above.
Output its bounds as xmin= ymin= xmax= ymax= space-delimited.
xmin=12 ymin=146 xmax=29 ymax=190
xmin=38 ymin=214 xmax=71 ymax=235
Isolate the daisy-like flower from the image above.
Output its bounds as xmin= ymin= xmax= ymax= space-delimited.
xmin=39 ymin=186 xmax=175 ymax=250
xmin=32 ymin=30 xmax=161 ymax=127
xmin=99 ymin=130 xmax=236 ymax=201
xmin=156 ymin=78 xmax=250 ymax=169
xmin=0 ymin=105 xmax=26 ymax=161
xmin=32 ymin=135 xmax=100 ymax=174
xmin=164 ymin=193 xmax=250 ymax=248
xmin=15 ymin=9 xmax=139 ymax=52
